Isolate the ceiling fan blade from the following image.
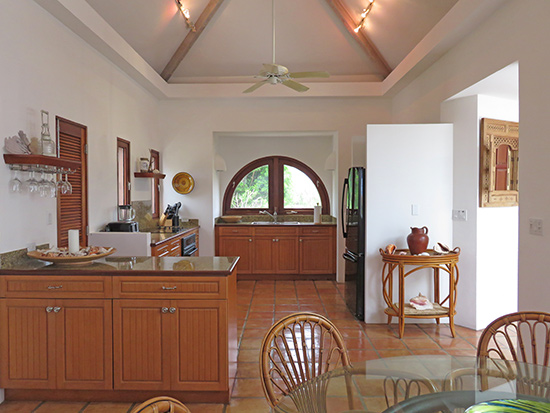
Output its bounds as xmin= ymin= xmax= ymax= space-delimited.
xmin=243 ymin=80 xmax=269 ymax=94
xmin=289 ymin=71 xmax=330 ymax=79
xmin=263 ymin=63 xmax=288 ymax=76
xmin=282 ymin=79 xmax=309 ymax=92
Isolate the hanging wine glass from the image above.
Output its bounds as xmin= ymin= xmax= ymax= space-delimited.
xmin=27 ymin=169 xmax=39 ymax=194
xmin=9 ymin=169 xmax=22 ymax=193
xmin=47 ymin=172 xmax=57 ymax=198
xmin=39 ymin=171 xmax=50 ymax=198
xmin=60 ymin=171 xmax=72 ymax=195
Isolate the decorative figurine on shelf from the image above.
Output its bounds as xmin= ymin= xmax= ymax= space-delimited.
xmin=40 ymin=110 xmax=56 ymax=156
xmin=407 ymin=226 xmax=429 ymax=254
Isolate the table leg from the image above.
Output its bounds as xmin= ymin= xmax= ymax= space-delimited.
xmin=433 ymin=267 xmax=440 ymax=325
xmin=449 ymin=265 xmax=456 ymax=337
xmin=399 ymin=264 xmax=405 ymax=338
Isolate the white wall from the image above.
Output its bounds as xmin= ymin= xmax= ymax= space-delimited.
xmin=476 ymin=94 xmax=519 ymax=328
xmin=159 ymin=98 xmax=392 ymax=265
xmin=365 ymin=124 xmax=453 ymax=323
xmin=391 ymin=1 xmax=550 ymax=315
xmin=442 ymin=93 xmax=519 ymax=330
xmin=441 ymin=96 xmax=479 ymax=329
xmin=0 ymin=0 xmax=159 ymax=253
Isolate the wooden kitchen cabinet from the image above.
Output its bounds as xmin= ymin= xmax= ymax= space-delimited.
xmin=151 ymin=227 xmax=199 ymax=257
xmin=299 ymin=226 xmax=336 ymax=274
xmin=215 ymin=226 xmax=253 ymax=274
xmin=0 ymin=298 xmax=112 ymax=390
xmin=253 ymin=236 xmax=298 ymax=274
xmin=0 ymin=261 xmax=237 ymax=403
xmin=215 ymin=224 xmax=335 ymax=278
xmin=113 ymin=300 xmax=228 ymax=391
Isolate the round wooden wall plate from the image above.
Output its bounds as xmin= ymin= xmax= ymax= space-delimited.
xmin=172 ymin=172 xmax=195 ymax=194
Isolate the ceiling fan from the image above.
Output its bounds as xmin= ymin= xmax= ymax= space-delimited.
xmin=243 ymin=0 xmax=330 ymax=94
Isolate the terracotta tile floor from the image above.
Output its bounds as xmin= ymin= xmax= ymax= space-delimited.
xmin=0 ymin=280 xmax=481 ymax=413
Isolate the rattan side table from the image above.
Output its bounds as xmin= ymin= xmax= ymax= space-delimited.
xmin=380 ymin=248 xmax=460 ymax=338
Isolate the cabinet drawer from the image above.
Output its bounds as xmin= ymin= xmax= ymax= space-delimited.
xmin=113 ymin=276 xmax=226 ymax=299
xmin=0 ymin=276 xmax=111 ymax=298
xmin=299 ymin=226 xmax=333 ymax=236
xmin=217 ymin=226 xmax=253 ymax=236
xmin=254 ymin=227 xmax=298 ymax=236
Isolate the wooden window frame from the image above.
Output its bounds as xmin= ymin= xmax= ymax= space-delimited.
xmin=150 ymin=149 xmax=160 ymax=218
xmin=117 ymin=138 xmax=131 ymax=206
xmin=222 ymin=156 xmax=330 ymax=215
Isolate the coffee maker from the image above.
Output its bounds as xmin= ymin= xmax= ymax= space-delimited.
xmin=105 ymin=205 xmax=139 ymax=232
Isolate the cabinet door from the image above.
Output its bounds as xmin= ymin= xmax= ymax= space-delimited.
xmin=276 ymin=237 xmax=299 ymax=273
xmin=0 ymin=299 xmax=56 ymax=389
xmin=299 ymin=237 xmax=336 ymax=274
xmin=171 ymin=300 xmax=227 ymax=391
xmin=218 ymin=236 xmax=253 ymax=274
xmin=252 ymin=237 xmax=276 ymax=274
xmin=56 ymin=299 xmax=112 ymax=390
xmin=113 ymin=299 xmax=172 ymax=390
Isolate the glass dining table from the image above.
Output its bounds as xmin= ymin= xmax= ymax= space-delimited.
xmin=273 ymin=355 xmax=550 ymax=413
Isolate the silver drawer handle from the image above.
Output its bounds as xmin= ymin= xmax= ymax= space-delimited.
xmin=53 ymin=307 xmax=61 ymax=313
xmin=162 ymin=286 xmax=177 ymax=290
xmin=161 ymin=307 xmax=169 ymax=313
xmin=169 ymin=307 xmax=176 ymax=314
xmin=47 ymin=285 xmax=63 ymax=290
xmin=46 ymin=306 xmax=54 ymax=313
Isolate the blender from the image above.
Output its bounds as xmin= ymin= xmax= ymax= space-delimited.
xmin=118 ymin=205 xmax=136 ymax=221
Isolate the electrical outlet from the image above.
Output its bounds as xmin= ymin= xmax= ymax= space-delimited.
xmin=452 ymin=210 xmax=468 ymax=221
xmin=529 ymin=218 xmax=543 ymax=236
xmin=47 ymin=212 xmax=53 ymax=225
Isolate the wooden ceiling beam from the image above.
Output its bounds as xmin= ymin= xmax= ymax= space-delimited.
xmin=161 ymin=0 xmax=226 ymax=82
xmin=323 ymin=0 xmax=391 ymax=77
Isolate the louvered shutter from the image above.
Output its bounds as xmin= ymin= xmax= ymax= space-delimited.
xmin=57 ymin=118 xmax=88 ymax=248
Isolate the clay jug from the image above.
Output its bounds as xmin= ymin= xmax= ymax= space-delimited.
xmin=407 ymin=226 xmax=429 ymax=255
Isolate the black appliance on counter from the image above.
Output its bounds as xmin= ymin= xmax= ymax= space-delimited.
xmin=342 ymin=167 xmax=366 ymax=321
xmin=105 ymin=221 xmax=139 ymax=232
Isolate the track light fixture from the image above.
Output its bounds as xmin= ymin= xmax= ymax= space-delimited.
xmin=354 ymin=0 xmax=375 ymax=33
xmin=175 ymin=0 xmax=196 ymax=32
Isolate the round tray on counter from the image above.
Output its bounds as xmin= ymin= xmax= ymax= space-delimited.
xmin=27 ymin=248 xmax=116 ymax=265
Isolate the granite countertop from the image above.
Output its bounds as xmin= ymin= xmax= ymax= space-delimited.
xmin=215 ymin=215 xmax=337 ymax=226
xmin=0 ymin=255 xmax=238 ymax=276
xmin=148 ymin=224 xmax=199 ymax=246
xmin=215 ymin=221 xmax=336 ymax=226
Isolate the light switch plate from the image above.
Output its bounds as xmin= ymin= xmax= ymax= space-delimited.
xmin=529 ymin=218 xmax=543 ymax=236
xmin=411 ymin=204 xmax=419 ymax=216
xmin=452 ymin=210 xmax=467 ymax=221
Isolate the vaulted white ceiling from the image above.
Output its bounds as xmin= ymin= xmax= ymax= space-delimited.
xmin=34 ymin=0 xmax=505 ymax=98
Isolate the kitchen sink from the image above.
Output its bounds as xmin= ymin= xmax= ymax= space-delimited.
xmin=251 ymin=221 xmax=301 ymax=225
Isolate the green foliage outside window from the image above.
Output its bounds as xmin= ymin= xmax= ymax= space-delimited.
xmin=231 ymin=165 xmax=269 ymax=208
xmin=283 ymin=165 xmax=321 ymax=208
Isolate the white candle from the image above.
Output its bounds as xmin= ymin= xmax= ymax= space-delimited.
xmin=68 ymin=229 xmax=80 ymax=253
xmin=313 ymin=204 xmax=322 ymax=224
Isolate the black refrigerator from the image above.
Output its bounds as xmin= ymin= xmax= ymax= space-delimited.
xmin=341 ymin=167 xmax=366 ymax=321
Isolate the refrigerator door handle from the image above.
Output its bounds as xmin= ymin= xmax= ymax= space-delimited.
xmin=343 ymin=248 xmax=361 ymax=262
xmin=341 ymin=178 xmax=349 ymax=238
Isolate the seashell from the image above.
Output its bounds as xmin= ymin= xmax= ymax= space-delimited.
xmin=385 ymin=244 xmax=396 ymax=254
xmin=398 ymin=251 xmax=407 ymax=255
xmin=434 ymin=242 xmax=451 ymax=254
xmin=419 ymin=252 xmax=430 ymax=256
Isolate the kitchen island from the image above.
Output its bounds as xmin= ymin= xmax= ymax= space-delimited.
xmin=0 ymin=255 xmax=238 ymax=404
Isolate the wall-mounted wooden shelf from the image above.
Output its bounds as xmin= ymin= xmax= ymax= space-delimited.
xmin=3 ymin=154 xmax=81 ymax=172
xmin=134 ymin=172 xmax=166 ymax=179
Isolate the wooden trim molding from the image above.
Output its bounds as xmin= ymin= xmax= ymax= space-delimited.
xmin=323 ymin=0 xmax=391 ymax=77
xmin=161 ymin=0 xmax=226 ymax=81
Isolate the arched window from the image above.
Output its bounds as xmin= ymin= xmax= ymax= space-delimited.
xmin=223 ymin=156 xmax=330 ymax=215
